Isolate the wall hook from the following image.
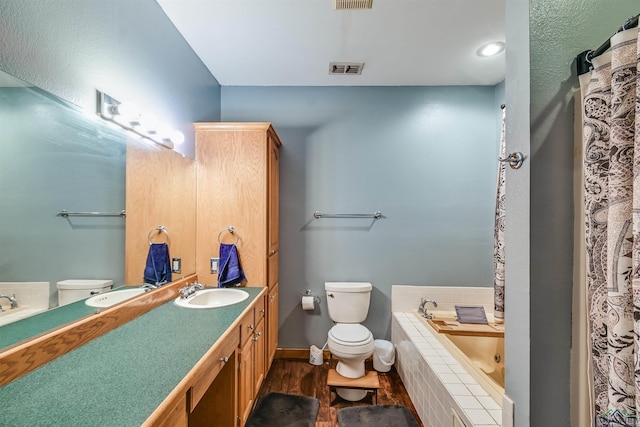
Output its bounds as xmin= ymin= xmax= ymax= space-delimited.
xmin=498 ymin=152 xmax=525 ymax=169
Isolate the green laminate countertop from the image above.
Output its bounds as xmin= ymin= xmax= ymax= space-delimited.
xmin=0 ymin=286 xmax=140 ymax=351
xmin=0 ymin=286 xmax=265 ymax=427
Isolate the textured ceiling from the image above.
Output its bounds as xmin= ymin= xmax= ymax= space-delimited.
xmin=157 ymin=0 xmax=505 ymax=86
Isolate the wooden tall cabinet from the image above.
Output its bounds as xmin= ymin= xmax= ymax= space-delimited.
xmin=194 ymin=121 xmax=280 ymax=382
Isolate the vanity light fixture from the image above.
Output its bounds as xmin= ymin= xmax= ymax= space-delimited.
xmin=97 ymin=91 xmax=184 ymax=149
xmin=477 ymin=41 xmax=505 ymax=57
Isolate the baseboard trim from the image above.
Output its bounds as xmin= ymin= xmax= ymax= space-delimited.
xmin=275 ymin=348 xmax=331 ymax=360
xmin=275 ymin=348 xmax=373 ymax=362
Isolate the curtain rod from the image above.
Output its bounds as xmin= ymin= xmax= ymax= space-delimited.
xmin=576 ymin=13 xmax=639 ymax=76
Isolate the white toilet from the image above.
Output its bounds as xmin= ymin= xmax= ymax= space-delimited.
xmin=56 ymin=279 xmax=113 ymax=306
xmin=325 ymin=282 xmax=375 ymax=401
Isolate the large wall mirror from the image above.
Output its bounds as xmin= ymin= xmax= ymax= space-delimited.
xmin=0 ymin=68 xmax=196 ymax=351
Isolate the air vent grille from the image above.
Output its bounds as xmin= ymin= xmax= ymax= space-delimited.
xmin=333 ymin=0 xmax=373 ymax=10
xmin=329 ymin=62 xmax=364 ymax=75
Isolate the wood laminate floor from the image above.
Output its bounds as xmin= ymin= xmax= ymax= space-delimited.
xmin=256 ymin=358 xmax=423 ymax=427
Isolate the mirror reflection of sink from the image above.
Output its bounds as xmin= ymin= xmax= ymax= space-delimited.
xmin=174 ymin=288 xmax=249 ymax=309
xmin=0 ymin=306 xmax=47 ymax=327
xmin=85 ymin=288 xmax=147 ymax=312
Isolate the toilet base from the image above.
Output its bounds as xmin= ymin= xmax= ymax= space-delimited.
xmin=336 ymin=359 xmax=365 ymax=378
xmin=336 ymin=387 xmax=367 ymax=401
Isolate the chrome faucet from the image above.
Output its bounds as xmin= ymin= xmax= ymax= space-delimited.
xmin=418 ymin=298 xmax=438 ymax=319
xmin=179 ymin=282 xmax=205 ymax=299
xmin=140 ymin=283 xmax=158 ymax=292
xmin=0 ymin=294 xmax=18 ymax=312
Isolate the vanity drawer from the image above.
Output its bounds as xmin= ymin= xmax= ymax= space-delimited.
xmin=239 ymin=307 xmax=256 ymax=347
xmin=255 ymin=293 xmax=266 ymax=324
xmin=190 ymin=328 xmax=239 ymax=412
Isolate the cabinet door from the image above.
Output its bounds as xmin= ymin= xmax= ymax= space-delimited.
xmin=238 ymin=337 xmax=254 ymax=426
xmin=253 ymin=319 xmax=266 ymax=394
xmin=267 ymin=135 xmax=279 ymax=258
xmin=267 ymin=284 xmax=279 ymax=368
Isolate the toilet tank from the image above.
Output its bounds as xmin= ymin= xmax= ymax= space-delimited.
xmin=57 ymin=279 xmax=113 ymax=306
xmin=325 ymin=282 xmax=372 ymax=323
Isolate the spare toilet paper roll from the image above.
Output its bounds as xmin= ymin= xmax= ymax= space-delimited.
xmin=301 ymin=295 xmax=315 ymax=310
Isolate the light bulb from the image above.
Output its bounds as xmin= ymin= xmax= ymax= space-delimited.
xmin=477 ymin=41 xmax=505 ymax=57
xmin=170 ymin=130 xmax=185 ymax=145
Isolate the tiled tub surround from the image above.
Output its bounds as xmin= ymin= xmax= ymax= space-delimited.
xmin=391 ymin=285 xmax=495 ymax=314
xmin=0 ymin=282 xmax=49 ymax=326
xmin=391 ymin=285 xmax=502 ymax=427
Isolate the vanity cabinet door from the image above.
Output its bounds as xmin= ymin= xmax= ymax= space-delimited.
xmin=267 ymin=284 xmax=279 ymax=368
xmin=267 ymin=134 xmax=279 ymax=259
xmin=253 ymin=318 xmax=266 ymax=393
xmin=238 ymin=335 xmax=255 ymax=426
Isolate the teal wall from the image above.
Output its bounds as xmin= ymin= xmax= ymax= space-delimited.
xmin=0 ymin=0 xmax=221 ymax=158
xmin=222 ymin=85 xmax=504 ymax=347
xmin=0 ymin=88 xmax=126 ymax=305
xmin=0 ymin=0 xmax=221 ymax=305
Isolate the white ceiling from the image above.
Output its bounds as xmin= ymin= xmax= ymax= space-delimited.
xmin=157 ymin=0 xmax=505 ymax=87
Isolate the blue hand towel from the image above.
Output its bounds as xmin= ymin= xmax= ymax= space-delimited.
xmin=144 ymin=243 xmax=172 ymax=286
xmin=218 ymin=243 xmax=246 ymax=288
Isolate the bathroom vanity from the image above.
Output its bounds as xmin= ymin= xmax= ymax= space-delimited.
xmin=0 ymin=284 xmax=267 ymax=427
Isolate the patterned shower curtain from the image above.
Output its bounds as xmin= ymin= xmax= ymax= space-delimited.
xmin=582 ymin=27 xmax=640 ymax=426
xmin=494 ymin=107 xmax=506 ymax=323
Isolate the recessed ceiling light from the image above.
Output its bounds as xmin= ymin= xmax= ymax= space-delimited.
xmin=477 ymin=41 xmax=505 ymax=57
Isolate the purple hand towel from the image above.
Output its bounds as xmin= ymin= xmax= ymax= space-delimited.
xmin=218 ymin=243 xmax=246 ymax=287
xmin=143 ymin=243 xmax=172 ymax=286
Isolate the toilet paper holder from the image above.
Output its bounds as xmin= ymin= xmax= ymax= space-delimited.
xmin=300 ymin=290 xmax=321 ymax=304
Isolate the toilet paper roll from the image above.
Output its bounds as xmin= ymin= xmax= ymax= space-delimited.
xmin=301 ymin=295 xmax=315 ymax=310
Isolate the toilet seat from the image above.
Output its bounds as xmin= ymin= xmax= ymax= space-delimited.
xmin=328 ymin=324 xmax=372 ymax=346
xmin=327 ymin=324 xmax=374 ymax=357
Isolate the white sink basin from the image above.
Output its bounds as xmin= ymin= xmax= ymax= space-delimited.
xmin=85 ymin=288 xmax=146 ymax=311
xmin=174 ymin=288 xmax=249 ymax=309
xmin=0 ymin=306 xmax=47 ymax=327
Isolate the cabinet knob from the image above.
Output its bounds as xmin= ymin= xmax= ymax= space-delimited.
xmin=247 ymin=324 xmax=254 ymax=330
xmin=270 ymin=295 xmax=276 ymax=301
xmin=269 ymin=249 xmax=277 ymax=255
xmin=253 ymin=332 xmax=261 ymax=341
xmin=219 ymin=356 xmax=229 ymax=363
xmin=259 ymin=308 xmax=265 ymax=314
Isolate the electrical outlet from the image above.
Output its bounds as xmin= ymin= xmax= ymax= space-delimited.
xmin=210 ymin=258 xmax=219 ymax=274
xmin=171 ymin=258 xmax=181 ymax=274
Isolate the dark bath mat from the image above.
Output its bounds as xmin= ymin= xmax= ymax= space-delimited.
xmin=337 ymin=404 xmax=420 ymax=427
xmin=245 ymin=392 xmax=320 ymax=427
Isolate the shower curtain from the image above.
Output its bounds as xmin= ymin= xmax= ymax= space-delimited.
xmin=494 ymin=107 xmax=506 ymax=323
xmin=582 ymin=27 xmax=640 ymax=426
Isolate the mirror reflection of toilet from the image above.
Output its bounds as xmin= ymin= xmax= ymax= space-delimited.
xmin=325 ymin=282 xmax=375 ymax=401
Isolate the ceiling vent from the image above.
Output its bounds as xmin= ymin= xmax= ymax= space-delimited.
xmin=329 ymin=62 xmax=364 ymax=75
xmin=333 ymin=0 xmax=373 ymax=10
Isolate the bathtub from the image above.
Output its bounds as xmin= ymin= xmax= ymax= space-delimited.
xmin=415 ymin=313 xmax=505 ymax=400
xmin=392 ymin=311 xmax=503 ymax=427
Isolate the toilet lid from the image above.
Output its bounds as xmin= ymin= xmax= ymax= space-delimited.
xmin=329 ymin=324 xmax=372 ymax=345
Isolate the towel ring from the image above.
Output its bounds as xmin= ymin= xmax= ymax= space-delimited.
xmin=148 ymin=226 xmax=170 ymax=245
xmin=218 ymin=226 xmax=239 ymax=245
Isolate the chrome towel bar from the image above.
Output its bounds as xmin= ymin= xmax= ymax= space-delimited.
xmin=313 ymin=211 xmax=382 ymax=220
xmin=58 ymin=209 xmax=126 ymax=218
